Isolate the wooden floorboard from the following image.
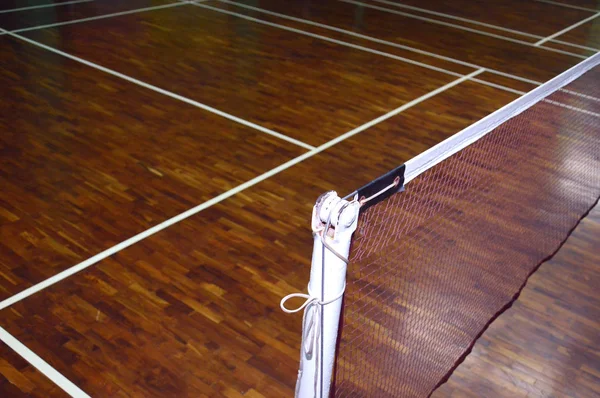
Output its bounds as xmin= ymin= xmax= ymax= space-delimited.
xmin=0 ymin=0 xmax=598 ymax=396
xmin=557 ymin=17 xmax=600 ymax=48
xmin=367 ymin=0 xmax=595 ymax=36
xmin=216 ymin=0 xmax=587 ymax=83
xmin=0 ymin=34 xmax=306 ymax=300
xmin=433 ymin=202 xmax=600 ymax=398
xmin=0 ymin=0 xmax=177 ymax=31
xmin=0 ymin=343 xmax=68 ymax=398
xmin=19 ymin=4 xmax=456 ymax=147
xmin=540 ymin=0 xmax=600 ymax=11
xmin=0 ymin=82 xmax=517 ymax=397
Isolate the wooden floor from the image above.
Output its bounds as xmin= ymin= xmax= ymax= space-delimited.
xmin=0 ymin=0 xmax=598 ymax=397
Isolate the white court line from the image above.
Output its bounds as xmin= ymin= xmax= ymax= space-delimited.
xmin=545 ymin=99 xmax=600 ymax=117
xmin=187 ymin=1 xmax=467 ymax=78
xmin=372 ymin=0 xmax=543 ymax=39
xmin=0 ymin=28 xmax=315 ymax=151
xmin=0 ymin=7 xmax=593 ymax=397
xmin=0 ymin=0 xmax=93 ymax=14
xmin=0 ymin=327 xmax=90 ymax=397
xmin=11 ymin=1 xmax=187 ymax=34
xmin=470 ymin=78 xmax=600 ymax=118
xmin=342 ymin=0 xmax=587 ymax=59
xmin=534 ymin=0 xmax=600 ymax=12
xmin=7 ymin=0 xmax=596 ymax=112
xmin=1 ymin=0 xmax=578 ymax=94
xmin=0 ymin=70 xmax=483 ymax=311
xmin=535 ymin=12 xmax=600 ymax=46
xmin=213 ymin=0 xmax=600 ymax=102
xmin=371 ymin=0 xmax=599 ymax=52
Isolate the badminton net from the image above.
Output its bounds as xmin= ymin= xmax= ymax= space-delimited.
xmin=331 ymin=55 xmax=600 ymax=397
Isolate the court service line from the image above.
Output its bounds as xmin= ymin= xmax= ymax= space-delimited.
xmin=0 ymin=327 xmax=90 ymax=397
xmin=212 ymin=1 xmax=553 ymax=88
xmin=469 ymin=78 xmax=600 ymax=118
xmin=3 ymin=0 xmax=575 ymax=93
xmin=534 ymin=0 xmax=599 ymax=13
xmin=10 ymin=1 xmax=187 ymax=34
xmin=535 ymin=12 xmax=600 ymax=46
xmin=209 ymin=0 xmax=599 ymax=106
xmin=0 ymin=70 xmax=483 ymax=311
xmin=371 ymin=0 xmax=599 ymax=52
xmin=0 ymin=0 xmax=93 ymax=14
xmin=0 ymin=29 xmax=315 ymax=151
xmin=188 ymin=2 xmax=468 ymax=78
xmin=544 ymin=99 xmax=600 ymax=118
xmin=210 ymin=0 xmax=600 ymax=103
xmin=197 ymin=2 xmax=597 ymax=107
xmin=341 ymin=0 xmax=587 ymax=59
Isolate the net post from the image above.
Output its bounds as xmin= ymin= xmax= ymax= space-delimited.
xmin=287 ymin=192 xmax=360 ymax=398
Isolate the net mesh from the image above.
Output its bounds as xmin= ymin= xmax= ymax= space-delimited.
xmin=332 ymin=66 xmax=600 ymax=397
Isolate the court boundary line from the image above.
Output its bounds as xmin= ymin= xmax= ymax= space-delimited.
xmin=370 ymin=0 xmax=599 ymax=52
xmin=6 ymin=3 xmax=467 ymax=79
xmin=0 ymin=3 xmax=596 ymax=313
xmin=341 ymin=0 xmax=586 ymax=59
xmin=211 ymin=1 xmax=585 ymax=89
xmin=534 ymin=0 xmax=600 ymax=13
xmin=0 ymin=327 xmax=90 ymax=397
xmin=9 ymin=1 xmax=189 ymax=34
xmin=0 ymin=70 xmax=484 ymax=311
xmin=0 ymin=5 xmax=594 ymax=397
xmin=535 ymin=12 xmax=600 ymax=46
xmin=404 ymin=52 xmax=600 ymax=182
xmin=203 ymin=0 xmax=600 ymax=103
xmin=0 ymin=28 xmax=315 ymax=151
xmin=0 ymin=0 xmax=93 ymax=14
xmin=4 ymin=1 xmax=598 ymax=119
xmin=1 ymin=0 xmax=588 ymax=94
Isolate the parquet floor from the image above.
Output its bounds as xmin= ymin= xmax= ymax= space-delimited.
xmin=0 ymin=0 xmax=598 ymax=396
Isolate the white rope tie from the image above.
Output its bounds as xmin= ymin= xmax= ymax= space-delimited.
xmin=280 ymin=284 xmax=346 ymax=397
xmin=280 ymin=284 xmax=346 ymax=314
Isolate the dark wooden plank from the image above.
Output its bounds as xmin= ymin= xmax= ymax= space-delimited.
xmin=0 ymin=0 xmax=177 ymax=31
xmin=364 ymin=0 xmax=595 ymax=37
xmin=0 ymin=342 xmax=69 ymax=398
xmin=0 ymin=81 xmax=518 ymax=397
xmin=433 ymin=203 xmax=600 ymax=398
xmin=331 ymin=67 xmax=600 ymax=396
xmin=0 ymin=35 xmax=306 ymax=299
xmin=19 ymin=4 xmax=457 ymax=147
xmin=538 ymin=0 xmax=600 ymax=11
xmin=0 ymin=0 xmax=76 ymax=12
xmin=553 ymin=17 xmax=600 ymax=48
xmin=219 ymin=0 xmax=585 ymax=86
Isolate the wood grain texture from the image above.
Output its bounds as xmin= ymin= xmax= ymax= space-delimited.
xmin=0 ymin=82 xmax=517 ymax=397
xmin=364 ymin=0 xmax=596 ymax=37
xmin=332 ymin=70 xmax=600 ymax=397
xmin=554 ymin=16 xmax=600 ymax=48
xmin=540 ymin=0 xmax=600 ymax=11
xmin=0 ymin=35 xmax=305 ymax=299
xmin=19 ymin=4 xmax=456 ymax=147
xmin=433 ymin=203 xmax=600 ymax=398
xmin=0 ymin=0 xmax=598 ymax=396
xmin=0 ymin=343 xmax=68 ymax=398
xmin=0 ymin=0 xmax=81 ymax=11
xmin=0 ymin=0 xmax=177 ymax=31
xmin=219 ymin=0 xmax=585 ymax=85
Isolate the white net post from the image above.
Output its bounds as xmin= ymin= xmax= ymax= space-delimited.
xmin=281 ymin=192 xmax=360 ymax=398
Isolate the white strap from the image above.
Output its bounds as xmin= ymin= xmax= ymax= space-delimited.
xmin=281 ymin=284 xmax=346 ymax=397
xmin=280 ymin=284 xmax=346 ymax=314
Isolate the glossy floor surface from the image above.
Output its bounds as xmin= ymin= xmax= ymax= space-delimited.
xmin=0 ymin=0 xmax=598 ymax=397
